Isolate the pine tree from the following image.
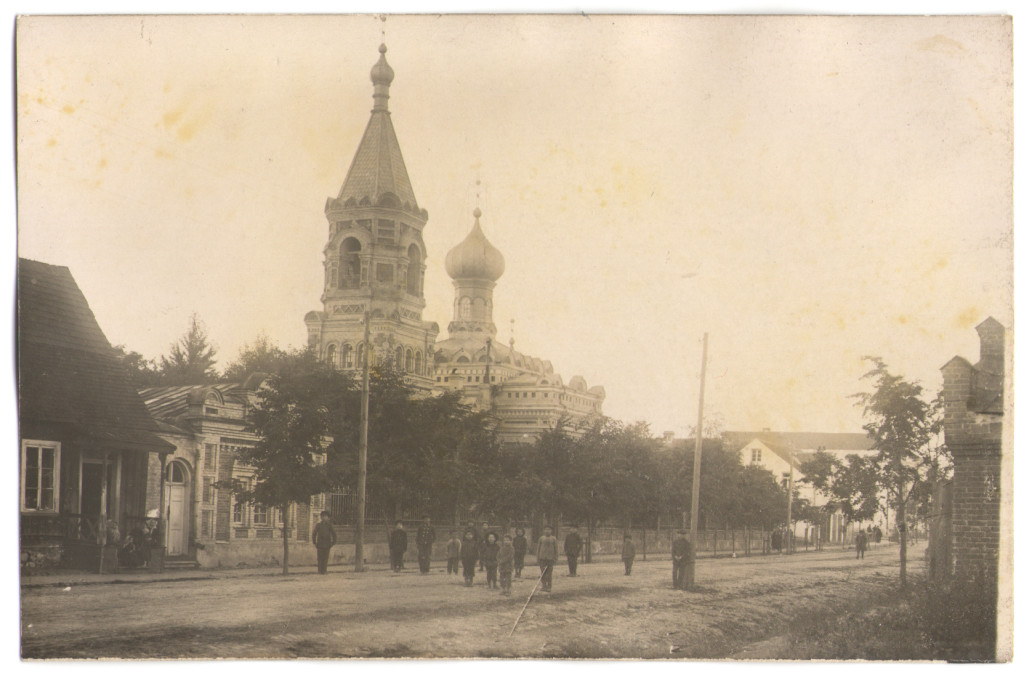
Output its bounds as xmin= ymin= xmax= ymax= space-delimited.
xmin=158 ymin=313 xmax=218 ymax=384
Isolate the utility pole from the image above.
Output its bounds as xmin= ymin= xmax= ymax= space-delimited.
xmin=689 ymin=333 xmax=709 ymax=552
xmin=355 ymin=311 xmax=370 ymax=572
xmin=785 ymin=458 xmax=794 ymax=554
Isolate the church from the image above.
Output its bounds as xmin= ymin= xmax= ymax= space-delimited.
xmin=303 ymin=43 xmax=605 ymax=443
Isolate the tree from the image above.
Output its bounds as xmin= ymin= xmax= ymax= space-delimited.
xmin=854 ymin=357 xmax=937 ymax=586
xmin=222 ymin=332 xmax=288 ymax=382
xmin=227 ymin=348 xmax=355 ymax=574
xmin=112 ymin=344 xmax=161 ymax=388
xmin=159 ymin=313 xmax=219 ymax=384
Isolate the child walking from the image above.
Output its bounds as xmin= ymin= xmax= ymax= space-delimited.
xmin=482 ymin=532 xmax=500 ymax=589
xmin=498 ymin=534 xmax=515 ymax=596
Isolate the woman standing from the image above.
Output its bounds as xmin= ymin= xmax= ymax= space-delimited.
xmin=481 ymin=532 xmax=500 ymax=589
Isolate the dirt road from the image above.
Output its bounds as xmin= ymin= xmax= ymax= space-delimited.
xmin=22 ymin=544 xmax=922 ymax=659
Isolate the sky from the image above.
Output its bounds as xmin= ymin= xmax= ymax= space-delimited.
xmin=14 ymin=13 xmax=1013 ymax=437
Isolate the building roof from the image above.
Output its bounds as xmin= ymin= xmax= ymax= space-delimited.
xmin=723 ymin=430 xmax=874 ymax=467
xmin=335 ymin=46 xmax=418 ymax=210
xmin=139 ymin=383 xmax=243 ymax=420
xmin=17 ymin=258 xmax=174 ymax=454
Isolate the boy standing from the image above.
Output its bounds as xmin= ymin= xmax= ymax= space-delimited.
xmin=389 ymin=521 xmax=407 ymax=572
xmin=416 ymin=516 xmax=436 ymax=574
xmin=498 ymin=534 xmax=515 ymax=596
xmin=446 ymin=530 xmax=462 ymax=574
xmin=460 ymin=530 xmax=479 ymax=586
xmin=564 ymin=525 xmax=583 ymax=576
xmin=512 ymin=527 xmax=528 ymax=578
xmin=536 ymin=525 xmax=558 ymax=592
xmin=621 ymin=533 xmax=636 ymax=576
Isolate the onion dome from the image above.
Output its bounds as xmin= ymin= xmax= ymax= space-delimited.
xmin=445 ymin=208 xmax=505 ymax=282
xmin=370 ymin=43 xmax=394 ymax=87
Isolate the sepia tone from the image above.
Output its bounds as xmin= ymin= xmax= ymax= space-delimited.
xmin=16 ymin=15 xmax=1011 ymax=661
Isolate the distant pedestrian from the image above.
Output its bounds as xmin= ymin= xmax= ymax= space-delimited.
xmin=498 ymin=534 xmax=515 ymax=596
xmin=479 ymin=521 xmax=491 ymax=571
xmin=874 ymin=526 xmax=882 ymax=544
xmin=564 ymin=525 xmax=583 ymax=577
xmin=621 ymin=533 xmax=636 ymax=576
xmin=855 ymin=530 xmax=867 ymax=559
xmin=389 ymin=521 xmax=407 ymax=572
xmin=672 ymin=530 xmax=693 ymax=590
xmin=482 ymin=532 xmax=500 ymax=589
xmin=312 ymin=510 xmax=336 ymax=575
xmin=416 ymin=516 xmax=437 ymax=574
xmin=536 ymin=525 xmax=558 ymax=592
xmin=461 ymin=530 xmax=479 ymax=586
xmin=512 ymin=527 xmax=528 ymax=578
xmin=446 ymin=530 xmax=462 ymax=574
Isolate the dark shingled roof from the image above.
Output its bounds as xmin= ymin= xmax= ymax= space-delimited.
xmin=18 ymin=258 xmax=174 ymax=454
xmin=337 ymin=110 xmax=417 ymax=208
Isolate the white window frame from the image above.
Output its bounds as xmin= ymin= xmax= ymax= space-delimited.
xmin=22 ymin=440 xmax=61 ymax=513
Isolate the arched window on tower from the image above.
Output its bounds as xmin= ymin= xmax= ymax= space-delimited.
xmin=407 ymin=245 xmax=421 ymax=296
xmin=459 ymin=297 xmax=472 ymax=320
xmin=342 ymin=344 xmax=353 ymax=369
xmin=357 ymin=343 xmax=365 ymax=368
xmin=395 ymin=347 xmax=405 ymax=371
xmin=415 ymin=351 xmax=423 ymax=375
xmin=325 ymin=344 xmax=337 ymax=369
xmin=340 ymin=238 xmax=361 ymax=289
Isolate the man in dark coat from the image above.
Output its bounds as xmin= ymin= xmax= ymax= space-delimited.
xmin=312 ymin=510 xmax=337 ymax=574
xmin=564 ymin=525 xmax=583 ymax=576
xmin=389 ymin=521 xmax=407 ymax=572
xmin=672 ymin=530 xmax=694 ymax=590
xmin=855 ymin=529 xmax=868 ymax=559
xmin=416 ymin=515 xmax=437 ymax=574
xmin=512 ymin=527 xmax=528 ymax=578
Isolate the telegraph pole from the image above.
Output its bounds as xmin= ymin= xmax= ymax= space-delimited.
xmin=689 ymin=333 xmax=709 ymax=551
xmin=355 ymin=311 xmax=371 ymax=572
xmin=786 ymin=458 xmax=794 ymax=554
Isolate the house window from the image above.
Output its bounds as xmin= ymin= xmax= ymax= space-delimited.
xmin=253 ymin=504 xmax=269 ymax=526
xmin=21 ymin=440 xmax=60 ymax=512
xmin=203 ymin=477 xmax=214 ymax=504
xmin=751 ymin=449 xmax=762 ymax=463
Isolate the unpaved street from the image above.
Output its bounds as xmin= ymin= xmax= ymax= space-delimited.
xmin=22 ymin=544 xmax=922 ymax=659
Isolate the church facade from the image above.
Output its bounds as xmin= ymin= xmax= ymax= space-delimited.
xmin=305 ymin=44 xmax=605 ymax=443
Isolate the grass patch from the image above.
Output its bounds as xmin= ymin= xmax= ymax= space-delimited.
xmin=789 ymin=575 xmax=997 ymax=662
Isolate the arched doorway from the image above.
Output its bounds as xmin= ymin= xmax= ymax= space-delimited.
xmin=164 ymin=461 xmax=191 ymax=556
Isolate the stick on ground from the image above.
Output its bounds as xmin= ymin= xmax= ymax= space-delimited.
xmin=509 ymin=566 xmax=548 ymax=637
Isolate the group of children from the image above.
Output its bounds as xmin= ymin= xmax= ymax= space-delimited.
xmin=440 ymin=524 xmax=642 ymax=595
xmin=445 ymin=524 xmax=530 ymax=595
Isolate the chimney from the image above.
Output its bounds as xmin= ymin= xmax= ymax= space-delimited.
xmin=975 ymin=317 xmax=1004 ymax=375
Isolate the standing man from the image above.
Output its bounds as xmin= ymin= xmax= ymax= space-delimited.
xmin=564 ymin=525 xmax=583 ymax=577
xmin=855 ymin=529 xmax=868 ymax=559
xmin=312 ymin=510 xmax=336 ymax=575
xmin=389 ymin=521 xmax=407 ymax=572
xmin=536 ymin=525 xmax=558 ymax=592
xmin=416 ymin=515 xmax=437 ymax=574
xmin=672 ymin=530 xmax=693 ymax=590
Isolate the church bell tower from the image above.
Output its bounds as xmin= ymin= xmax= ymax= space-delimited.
xmin=304 ymin=44 xmax=439 ymax=382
